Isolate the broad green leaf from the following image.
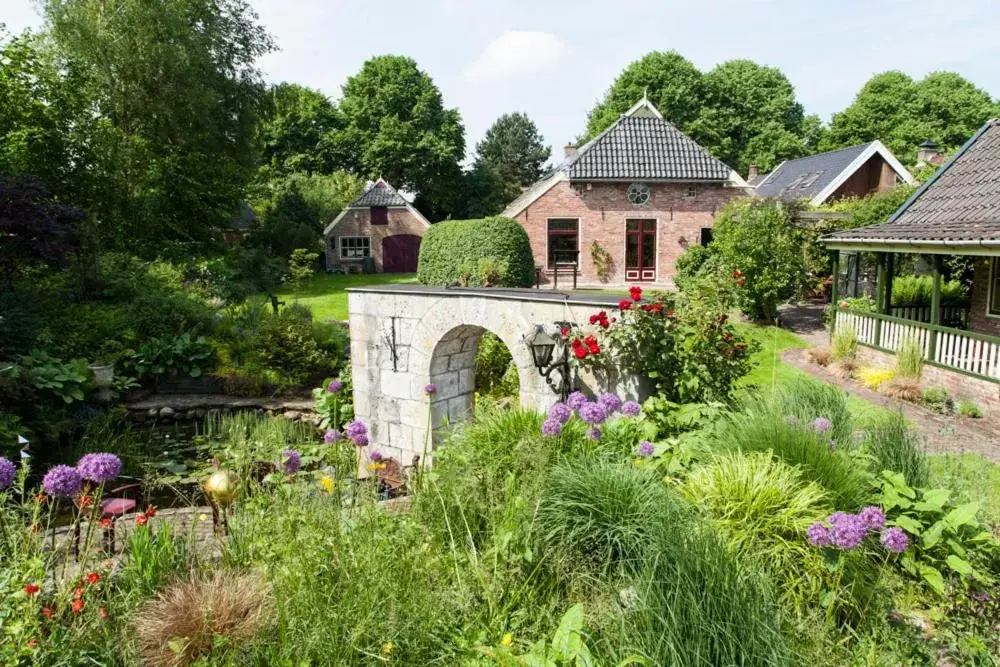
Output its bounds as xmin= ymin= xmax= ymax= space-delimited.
xmin=521 ymin=655 xmax=555 ymax=667
xmin=945 ymin=538 xmax=967 ymax=558
xmin=945 ymin=554 xmax=973 ymax=576
xmin=913 ymin=488 xmax=950 ymax=512
xmin=921 ymin=521 xmax=943 ymax=549
xmin=942 ymin=502 xmax=979 ymax=529
xmin=551 ymin=604 xmax=585 ymax=660
xmin=919 ymin=565 xmax=945 ymax=594
xmin=892 ymin=515 xmax=923 ymax=535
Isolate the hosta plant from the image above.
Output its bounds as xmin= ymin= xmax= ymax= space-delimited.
xmin=877 ymin=471 xmax=1000 ymax=594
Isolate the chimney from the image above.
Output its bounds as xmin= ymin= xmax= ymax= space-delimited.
xmin=563 ymin=143 xmax=577 ymax=159
xmin=916 ymin=140 xmax=942 ymax=167
xmin=747 ymin=163 xmax=759 ymax=181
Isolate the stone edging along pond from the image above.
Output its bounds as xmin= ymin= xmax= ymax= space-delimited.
xmin=124 ymin=393 xmax=319 ymax=426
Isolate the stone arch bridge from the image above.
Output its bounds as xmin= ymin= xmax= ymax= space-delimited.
xmin=348 ymin=285 xmax=639 ymax=467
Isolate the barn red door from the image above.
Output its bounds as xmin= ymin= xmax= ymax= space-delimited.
xmin=382 ymin=235 xmax=422 ymax=273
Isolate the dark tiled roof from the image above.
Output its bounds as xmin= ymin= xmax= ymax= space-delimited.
xmin=825 ymin=120 xmax=1000 ymax=245
xmin=755 ymin=143 xmax=872 ymax=201
xmin=349 ymin=180 xmax=408 ymax=208
xmin=567 ymin=115 xmax=732 ymax=181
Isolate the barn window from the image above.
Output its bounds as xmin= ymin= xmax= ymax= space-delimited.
xmin=340 ymin=236 xmax=371 ymax=259
xmin=370 ymin=206 xmax=388 ymax=225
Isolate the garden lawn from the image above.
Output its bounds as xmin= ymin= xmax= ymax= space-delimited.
xmin=274 ymin=272 xmax=417 ymax=321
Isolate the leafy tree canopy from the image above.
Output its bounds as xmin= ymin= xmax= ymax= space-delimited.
xmin=331 ymin=55 xmax=465 ymax=218
xmin=0 ymin=176 xmax=83 ymax=284
xmin=42 ymin=0 xmax=275 ymax=254
xmin=472 ymin=112 xmax=551 ymax=206
xmin=584 ymin=52 xmax=818 ymax=173
xmin=822 ymin=71 xmax=999 ymax=163
xmin=257 ymin=83 xmax=340 ymax=176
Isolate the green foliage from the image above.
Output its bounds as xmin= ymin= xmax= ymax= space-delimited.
xmin=417 ymin=216 xmax=535 ymax=287
xmin=822 ymin=71 xmax=999 ymax=164
xmin=589 ymin=241 xmax=613 ymax=283
xmin=860 ymin=411 xmax=929 ymax=487
xmin=672 ymin=244 xmax=720 ymax=291
xmin=922 ymin=387 xmax=954 ymax=414
xmin=877 ymin=471 xmax=1000 ymax=594
xmin=255 ymin=82 xmax=340 ymax=175
xmin=822 ymin=185 xmax=917 ymax=229
xmin=283 ymin=247 xmax=319 ymax=295
xmin=830 ymin=323 xmax=858 ymax=361
xmin=711 ymin=199 xmax=804 ymax=320
xmin=475 ymin=332 xmax=516 ymax=397
xmin=472 ymin=112 xmax=551 ymax=209
xmin=484 ymin=604 xmax=604 ymax=667
xmin=11 ymin=349 xmax=90 ymax=403
xmin=125 ymin=333 xmax=215 ymax=381
xmin=889 ymin=275 xmax=968 ymax=307
xmin=956 ymin=399 xmax=982 ymax=418
xmin=895 ymin=336 xmax=924 ymax=379
xmin=311 ymin=373 xmax=354 ymax=431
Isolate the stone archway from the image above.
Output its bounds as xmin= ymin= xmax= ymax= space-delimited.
xmin=347 ymin=285 xmax=639 ymax=471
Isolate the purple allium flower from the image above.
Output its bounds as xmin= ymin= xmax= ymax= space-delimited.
xmin=621 ymin=400 xmax=641 ymax=417
xmin=637 ymin=441 xmax=655 ymax=457
xmin=369 ymin=450 xmax=383 ymax=462
xmin=566 ymin=391 xmax=588 ymax=411
xmin=830 ymin=513 xmax=866 ymax=550
xmin=346 ymin=420 xmax=368 ymax=446
xmin=281 ymin=449 xmax=301 ymax=474
xmin=578 ymin=402 xmax=607 ymax=425
xmin=548 ymin=402 xmax=572 ymax=424
xmin=542 ymin=418 xmax=563 ymax=437
xmin=323 ymin=429 xmax=342 ymax=444
xmin=424 ymin=384 xmax=438 ymax=395
xmin=858 ymin=506 xmax=887 ymax=531
xmin=42 ymin=465 xmax=82 ymax=498
xmin=809 ymin=417 xmax=832 ymax=433
xmin=880 ymin=527 xmax=910 ymax=553
xmin=785 ymin=415 xmax=799 ymax=427
xmin=327 ymin=379 xmax=344 ymax=393
xmin=587 ymin=427 xmax=602 ymax=440
xmin=0 ymin=457 xmax=16 ymax=490
xmin=76 ymin=453 xmax=121 ymax=484
xmin=806 ymin=522 xmax=832 ymax=547
xmin=597 ymin=393 xmax=622 ymax=414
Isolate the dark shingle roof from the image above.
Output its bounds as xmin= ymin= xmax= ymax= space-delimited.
xmin=825 ymin=120 xmax=1000 ymax=245
xmin=755 ymin=143 xmax=873 ymax=201
xmin=566 ymin=115 xmax=732 ymax=181
xmin=349 ymin=179 xmax=408 ymax=208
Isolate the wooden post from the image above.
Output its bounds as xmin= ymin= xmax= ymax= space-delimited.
xmin=830 ymin=251 xmax=840 ymax=337
xmin=874 ymin=253 xmax=886 ymax=347
xmin=884 ymin=253 xmax=895 ymax=315
xmin=928 ymin=254 xmax=942 ymax=361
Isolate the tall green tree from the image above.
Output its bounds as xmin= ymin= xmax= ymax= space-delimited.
xmin=43 ymin=0 xmax=275 ymax=254
xmin=822 ymin=71 xmax=998 ymax=162
xmin=257 ymin=83 xmax=340 ymax=176
xmin=472 ymin=112 xmax=550 ymax=207
xmin=331 ymin=55 xmax=465 ymax=218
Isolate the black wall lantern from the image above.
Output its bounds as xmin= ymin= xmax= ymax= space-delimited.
xmin=525 ymin=324 xmax=572 ymax=401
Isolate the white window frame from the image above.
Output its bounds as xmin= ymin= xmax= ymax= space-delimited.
xmin=987 ymin=258 xmax=1000 ymax=318
xmin=339 ymin=236 xmax=371 ymax=260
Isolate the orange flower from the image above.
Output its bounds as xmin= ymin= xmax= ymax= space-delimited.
xmin=86 ymin=572 xmax=100 ymax=585
xmin=74 ymin=586 xmax=83 ymax=600
xmin=35 ymin=494 xmax=47 ymax=503
xmin=23 ymin=584 xmax=39 ymax=596
xmin=42 ymin=607 xmax=53 ymax=618
xmin=98 ymin=607 xmax=108 ymax=620
xmin=71 ymin=599 xmax=84 ymax=614
xmin=99 ymin=517 xmax=112 ymax=529
xmin=78 ymin=494 xmax=92 ymax=509
xmin=135 ymin=514 xmax=148 ymax=527
xmin=144 ymin=506 xmax=157 ymax=518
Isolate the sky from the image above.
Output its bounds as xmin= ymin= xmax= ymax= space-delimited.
xmin=4 ymin=0 xmax=999 ymax=162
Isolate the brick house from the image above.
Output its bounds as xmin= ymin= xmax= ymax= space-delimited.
xmin=753 ymin=140 xmax=915 ymax=206
xmin=323 ymin=179 xmax=429 ymax=273
xmin=502 ymin=98 xmax=751 ymax=287
xmin=823 ymin=118 xmax=1000 ymax=405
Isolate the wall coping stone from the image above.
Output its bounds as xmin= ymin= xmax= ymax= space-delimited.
xmin=347 ymin=284 xmax=625 ymax=308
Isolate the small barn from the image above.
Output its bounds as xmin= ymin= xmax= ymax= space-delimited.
xmin=323 ymin=179 xmax=429 ymax=273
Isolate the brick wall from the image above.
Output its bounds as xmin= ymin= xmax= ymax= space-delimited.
xmin=968 ymin=257 xmax=1000 ymax=336
xmin=511 ymin=180 xmax=742 ymax=287
xmin=325 ymin=207 xmax=428 ymax=272
xmin=858 ymin=346 xmax=1000 ymax=408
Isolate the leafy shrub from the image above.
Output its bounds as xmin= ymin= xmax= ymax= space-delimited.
xmin=858 ymin=366 xmax=895 ymax=390
xmin=957 ymin=399 xmax=982 ymax=418
xmin=922 ymin=387 xmax=954 ymax=414
xmin=124 ymin=334 xmax=215 ymax=381
xmin=711 ymin=198 xmax=804 ymax=320
xmin=475 ymin=332 xmax=514 ymax=396
xmin=830 ymin=324 xmax=858 ymax=361
xmin=877 ymin=471 xmax=1000 ymax=594
xmin=417 ymin=216 xmax=534 ymax=287
xmin=12 ymin=349 xmax=91 ymax=403
xmin=860 ymin=411 xmax=929 ymax=487
xmin=673 ymin=244 xmax=721 ymax=291
xmin=895 ymin=336 xmax=923 ymax=379
xmin=890 ymin=275 xmax=968 ymax=307
xmin=589 ymin=241 xmax=613 ymax=282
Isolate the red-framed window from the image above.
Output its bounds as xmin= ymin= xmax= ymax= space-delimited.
xmin=547 ymin=219 xmax=579 ymax=269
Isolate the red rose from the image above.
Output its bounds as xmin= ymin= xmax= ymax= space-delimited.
xmin=589 ymin=314 xmax=599 ymax=325
xmin=629 ymin=286 xmax=643 ymax=302
xmin=573 ymin=346 xmax=588 ymax=360
xmin=619 ymin=300 xmax=631 ymax=311
xmin=641 ymin=304 xmax=653 ymax=312
xmin=651 ymin=303 xmax=663 ymax=313
xmin=561 ymin=327 xmax=570 ymax=337
xmin=24 ymin=584 xmax=39 ymax=597
xmin=571 ymin=338 xmax=582 ymax=348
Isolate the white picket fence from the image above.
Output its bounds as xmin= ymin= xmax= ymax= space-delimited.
xmin=835 ymin=310 xmax=1000 ymax=380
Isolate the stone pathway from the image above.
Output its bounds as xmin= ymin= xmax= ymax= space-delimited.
xmin=777 ymin=301 xmax=829 ymax=347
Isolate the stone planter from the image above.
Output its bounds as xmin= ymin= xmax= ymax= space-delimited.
xmin=89 ymin=363 xmax=115 ymax=389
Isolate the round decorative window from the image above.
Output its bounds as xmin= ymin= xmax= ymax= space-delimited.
xmin=627 ymin=182 xmax=651 ymax=205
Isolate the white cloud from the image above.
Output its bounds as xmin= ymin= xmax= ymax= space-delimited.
xmin=463 ymin=31 xmax=569 ymax=82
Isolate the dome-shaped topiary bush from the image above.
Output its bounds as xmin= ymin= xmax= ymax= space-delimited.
xmin=417 ymin=216 xmax=535 ymax=287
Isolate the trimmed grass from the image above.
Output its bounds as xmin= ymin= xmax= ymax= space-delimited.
xmin=929 ymin=453 xmax=1000 ymax=529
xmin=275 ymin=272 xmax=417 ymax=321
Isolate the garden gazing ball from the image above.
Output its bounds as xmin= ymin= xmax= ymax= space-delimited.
xmin=204 ymin=470 xmax=237 ymax=505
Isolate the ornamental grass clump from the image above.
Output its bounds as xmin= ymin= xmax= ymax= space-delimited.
xmin=858 ymin=366 xmax=895 ymax=390
xmin=895 ymin=336 xmax=924 ymax=379
xmin=860 ymin=410 xmax=929 ymax=487
xmin=831 ymin=324 xmax=858 ymax=362
xmin=135 ymin=570 xmax=273 ymax=667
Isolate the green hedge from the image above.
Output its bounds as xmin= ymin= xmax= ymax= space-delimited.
xmin=417 ymin=216 xmax=535 ymax=287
